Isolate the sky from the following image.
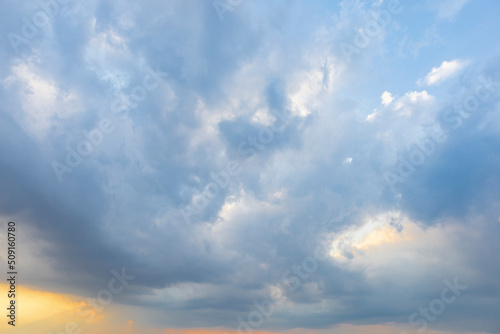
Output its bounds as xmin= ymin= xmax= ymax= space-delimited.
xmin=0 ymin=0 xmax=500 ymax=333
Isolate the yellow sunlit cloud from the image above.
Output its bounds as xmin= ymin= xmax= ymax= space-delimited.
xmin=329 ymin=211 xmax=417 ymax=260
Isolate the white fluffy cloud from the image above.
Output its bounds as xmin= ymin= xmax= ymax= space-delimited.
xmin=418 ymin=59 xmax=470 ymax=86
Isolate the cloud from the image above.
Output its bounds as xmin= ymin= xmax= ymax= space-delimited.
xmin=1 ymin=0 xmax=500 ymax=333
xmin=427 ymin=0 xmax=472 ymax=19
xmin=381 ymin=91 xmax=394 ymax=106
xmin=418 ymin=59 xmax=471 ymax=86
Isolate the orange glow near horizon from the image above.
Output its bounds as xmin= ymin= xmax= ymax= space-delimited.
xmin=151 ymin=329 xmax=287 ymax=334
xmin=0 ymin=283 xmax=103 ymax=333
xmin=146 ymin=324 xmax=463 ymax=334
xmin=126 ymin=319 xmax=134 ymax=334
xmin=0 ymin=284 xmax=470 ymax=334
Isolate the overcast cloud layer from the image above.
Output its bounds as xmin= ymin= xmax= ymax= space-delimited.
xmin=1 ymin=0 xmax=500 ymax=333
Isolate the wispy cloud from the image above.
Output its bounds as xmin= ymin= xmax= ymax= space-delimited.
xmin=428 ymin=0 xmax=472 ymax=19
